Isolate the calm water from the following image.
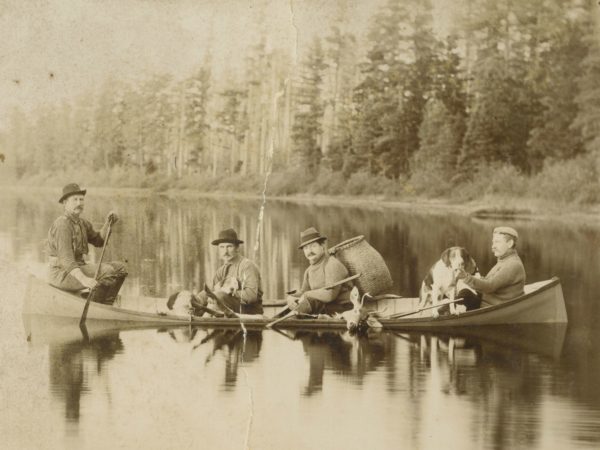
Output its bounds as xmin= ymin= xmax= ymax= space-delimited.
xmin=1 ymin=191 xmax=599 ymax=450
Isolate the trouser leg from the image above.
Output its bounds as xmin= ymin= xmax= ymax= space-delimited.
xmin=85 ymin=261 xmax=128 ymax=305
xmin=209 ymin=291 xmax=263 ymax=315
xmin=456 ymin=289 xmax=482 ymax=311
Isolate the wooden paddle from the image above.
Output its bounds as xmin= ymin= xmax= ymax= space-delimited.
xmin=269 ymin=273 xmax=362 ymax=322
xmin=79 ymin=218 xmax=114 ymax=327
xmin=203 ymin=283 xmax=242 ymax=318
xmin=388 ymin=297 xmax=465 ymax=319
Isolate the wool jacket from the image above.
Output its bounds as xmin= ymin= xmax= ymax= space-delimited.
xmin=300 ymin=253 xmax=351 ymax=303
xmin=463 ymin=248 xmax=526 ymax=305
xmin=213 ymin=254 xmax=263 ymax=305
xmin=47 ymin=213 xmax=104 ymax=275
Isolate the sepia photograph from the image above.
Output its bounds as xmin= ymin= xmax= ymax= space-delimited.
xmin=0 ymin=0 xmax=599 ymax=448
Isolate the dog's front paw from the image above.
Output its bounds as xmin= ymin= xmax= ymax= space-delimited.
xmin=432 ymin=309 xmax=440 ymax=319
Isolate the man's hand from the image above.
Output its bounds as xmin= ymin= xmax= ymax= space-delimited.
xmin=286 ymin=294 xmax=300 ymax=309
xmin=454 ymin=268 xmax=468 ymax=280
xmin=82 ymin=277 xmax=98 ymax=290
xmin=106 ymin=211 xmax=119 ymax=224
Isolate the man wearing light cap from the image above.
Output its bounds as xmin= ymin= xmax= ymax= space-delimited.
xmin=455 ymin=226 xmax=526 ymax=306
xmin=286 ymin=227 xmax=353 ymax=315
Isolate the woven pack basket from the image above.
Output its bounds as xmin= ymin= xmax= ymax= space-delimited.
xmin=329 ymin=235 xmax=393 ymax=295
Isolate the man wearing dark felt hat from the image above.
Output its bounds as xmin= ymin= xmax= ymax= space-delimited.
xmin=455 ymin=226 xmax=526 ymax=306
xmin=192 ymin=228 xmax=263 ymax=316
xmin=286 ymin=227 xmax=352 ymax=315
xmin=46 ymin=183 xmax=128 ymax=305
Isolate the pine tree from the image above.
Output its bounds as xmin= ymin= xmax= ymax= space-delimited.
xmin=573 ymin=2 xmax=600 ymax=158
xmin=292 ymin=37 xmax=327 ymax=172
xmin=410 ymin=99 xmax=463 ymax=194
xmin=352 ymin=0 xmax=439 ymax=178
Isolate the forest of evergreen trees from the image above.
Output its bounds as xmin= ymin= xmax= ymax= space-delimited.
xmin=2 ymin=0 xmax=599 ymax=204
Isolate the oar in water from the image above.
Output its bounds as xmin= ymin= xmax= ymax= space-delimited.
xmin=388 ymin=297 xmax=465 ymax=319
xmin=79 ymin=218 xmax=114 ymax=328
xmin=266 ymin=273 xmax=362 ymax=328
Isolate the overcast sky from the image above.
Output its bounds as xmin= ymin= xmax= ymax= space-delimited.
xmin=0 ymin=0 xmax=457 ymax=123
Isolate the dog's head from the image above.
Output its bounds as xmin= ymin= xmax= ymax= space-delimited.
xmin=167 ymin=290 xmax=204 ymax=314
xmin=218 ymin=276 xmax=242 ymax=295
xmin=441 ymin=247 xmax=478 ymax=274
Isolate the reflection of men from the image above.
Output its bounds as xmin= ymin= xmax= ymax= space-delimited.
xmin=287 ymin=227 xmax=352 ymax=315
xmin=47 ymin=183 xmax=127 ymax=305
xmin=455 ymin=227 xmax=526 ymax=306
xmin=196 ymin=228 xmax=263 ymax=315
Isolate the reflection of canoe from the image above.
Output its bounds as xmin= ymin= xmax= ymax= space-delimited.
xmin=395 ymin=323 xmax=567 ymax=360
xmin=23 ymin=275 xmax=567 ymax=329
xmin=22 ymin=314 xmax=170 ymax=347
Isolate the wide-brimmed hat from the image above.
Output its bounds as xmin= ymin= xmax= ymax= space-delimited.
xmin=59 ymin=183 xmax=87 ymax=203
xmin=211 ymin=228 xmax=244 ymax=246
xmin=493 ymin=226 xmax=518 ymax=240
xmin=298 ymin=227 xmax=327 ymax=249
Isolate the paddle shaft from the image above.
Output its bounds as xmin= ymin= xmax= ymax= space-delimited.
xmin=389 ymin=297 xmax=465 ymax=319
xmin=272 ymin=273 xmax=363 ymax=320
xmin=79 ymin=220 xmax=113 ymax=327
xmin=266 ymin=310 xmax=297 ymax=328
xmin=203 ymin=283 xmax=241 ymax=318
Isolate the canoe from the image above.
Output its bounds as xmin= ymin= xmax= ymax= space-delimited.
xmin=23 ymin=274 xmax=567 ymax=329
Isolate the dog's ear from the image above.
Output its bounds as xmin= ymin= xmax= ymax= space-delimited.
xmin=470 ymin=258 xmax=480 ymax=275
xmin=440 ymin=248 xmax=452 ymax=267
xmin=166 ymin=291 xmax=180 ymax=310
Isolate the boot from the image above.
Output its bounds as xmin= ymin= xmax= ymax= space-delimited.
xmin=103 ymin=275 xmax=127 ymax=306
xmin=87 ymin=284 xmax=111 ymax=305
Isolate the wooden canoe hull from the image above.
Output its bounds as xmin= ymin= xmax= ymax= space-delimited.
xmin=23 ymin=275 xmax=567 ymax=329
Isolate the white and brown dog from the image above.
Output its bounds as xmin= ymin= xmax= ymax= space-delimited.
xmin=419 ymin=247 xmax=479 ymax=318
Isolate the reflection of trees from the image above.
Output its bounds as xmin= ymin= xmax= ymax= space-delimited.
xmin=48 ymin=332 xmax=123 ymax=423
xmin=287 ymin=330 xmax=395 ymax=396
xmin=3 ymin=192 xmax=599 ymax=304
xmin=193 ymin=328 xmax=263 ymax=390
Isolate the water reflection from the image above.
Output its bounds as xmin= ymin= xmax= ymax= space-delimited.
xmin=20 ymin=311 xmax=600 ymax=449
xmin=161 ymin=327 xmax=264 ymax=390
xmin=275 ymin=329 xmax=393 ymax=396
xmin=23 ymin=315 xmax=124 ymax=429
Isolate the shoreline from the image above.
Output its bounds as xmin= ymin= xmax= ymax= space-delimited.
xmin=3 ymin=185 xmax=599 ymax=227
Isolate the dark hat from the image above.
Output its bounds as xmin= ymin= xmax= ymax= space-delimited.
xmin=59 ymin=183 xmax=87 ymax=203
xmin=493 ymin=226 xmax=519 ymax=240
xmin=211 ymin=228 xmax=244 ymax=246
xmin=298 ymin=227 xmax=327 ymax=249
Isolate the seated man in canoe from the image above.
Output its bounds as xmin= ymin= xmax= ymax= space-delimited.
xmin=454 ymin=226 xmax=526 ymax=307
xmin=46 ymin=183 xmax=128 ymax=305
xmin=195 ymin=228 xmax=264 ymax=316
xmin=286 ymin=227 xmax=353 ymax=316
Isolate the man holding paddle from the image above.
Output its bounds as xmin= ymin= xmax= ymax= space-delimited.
xmin=195 ymin=228 xmax=264 ymax=316
xmin=286 ymin=227 xmax=353 ymax=316
xmin=47 ymin=183 xmax=127 ymax=305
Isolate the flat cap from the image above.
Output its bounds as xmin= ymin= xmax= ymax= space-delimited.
xmin=493 ymin=226 xmax=518 ymax=239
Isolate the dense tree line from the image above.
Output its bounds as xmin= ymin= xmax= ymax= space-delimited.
xmin=1 ymin=0 xmax=599 ymax=201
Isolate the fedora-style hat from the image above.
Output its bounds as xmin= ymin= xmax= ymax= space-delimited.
xmin=298 ymin=227 xmax=327 ymax=249
xmin=59 ymin=183 xmax=87 ymax=203
xmin=211 ymin=228 xmax=244 ymax=246
xmin=493 ymin=226 xmax=518 ymax=240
